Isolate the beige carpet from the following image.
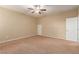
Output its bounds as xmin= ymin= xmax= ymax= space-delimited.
xmin=0 ymin=35 xmax=79 ymax=54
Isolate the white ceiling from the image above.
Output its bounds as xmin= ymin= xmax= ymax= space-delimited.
xmin=0 ymin=5 xmax=78 ymax=18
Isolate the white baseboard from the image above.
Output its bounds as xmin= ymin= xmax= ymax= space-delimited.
xmin=40 ymin=35 xmax=65 ymax=39
xmin=0 ymin=35 xmax=36 ymax=44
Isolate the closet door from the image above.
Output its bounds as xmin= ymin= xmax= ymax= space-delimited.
xmin=37 ymin=24 xmax=42 ymax=35
xmin=66 ymin=17 xmax=78 ymax=41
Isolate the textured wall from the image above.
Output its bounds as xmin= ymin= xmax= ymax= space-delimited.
xmin=0 ymin=7 xmax=37 ymax=43
xmin=39 ymin=9 xmax=78 ymax=39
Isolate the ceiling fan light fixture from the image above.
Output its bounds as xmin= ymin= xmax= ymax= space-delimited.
xmin=28 ymin=5 xmax=46 ymax=15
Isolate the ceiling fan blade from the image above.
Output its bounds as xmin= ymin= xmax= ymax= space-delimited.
xmin=40 ymin=9 xmax=46 ymax=11
xmin=31 ymin=11 xmax=35 ymax=13
xmin=28 ymin=8 xmax=34 ymax=10
xmin=39 ymin=11 xmax=41 ymax=14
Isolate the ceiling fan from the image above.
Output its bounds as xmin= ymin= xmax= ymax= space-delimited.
xmin=27 ymin=5 xmax=46 ymax=14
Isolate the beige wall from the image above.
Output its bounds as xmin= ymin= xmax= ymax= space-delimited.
xmin=39 ymin=9 xmax=78 ymax=39
xmin=0 ymin=7 xmax=37 ymax=43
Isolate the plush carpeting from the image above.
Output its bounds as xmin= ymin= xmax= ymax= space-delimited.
xmin=0 ymin=35 xmax=79 ymax=54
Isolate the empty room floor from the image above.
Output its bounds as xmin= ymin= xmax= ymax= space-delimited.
xmin=0 ymin=35 xmax=79 ymax=54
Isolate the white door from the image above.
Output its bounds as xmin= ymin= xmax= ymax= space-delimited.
xmin=66 ymin=17 xmax=78 ymax=41
xmin=37 ymin=24 xmax=42 ymax=35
